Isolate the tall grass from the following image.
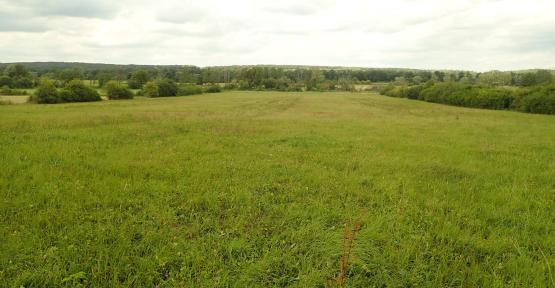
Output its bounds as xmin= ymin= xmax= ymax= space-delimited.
xmin=1 ymin=91 xmax=553 ymax=287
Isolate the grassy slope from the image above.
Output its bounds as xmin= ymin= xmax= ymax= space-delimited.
xmin=0 ymin=92 xmax=554 ymax=287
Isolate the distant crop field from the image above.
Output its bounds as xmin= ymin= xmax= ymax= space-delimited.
xmin=1 ymin=91 xmax=554 ymax=287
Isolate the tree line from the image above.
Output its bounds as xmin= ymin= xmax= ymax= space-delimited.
xmin=380 ymin=80 xmax=555 ymax=114
xmin=1 ymin=62 xmax=553 ymax=90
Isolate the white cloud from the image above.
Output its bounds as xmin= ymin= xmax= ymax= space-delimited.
xmin=0 ymin=0 xmax=554 ymax=71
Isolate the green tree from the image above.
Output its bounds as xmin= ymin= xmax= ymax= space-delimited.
xmin=478 ymin=71 xmax=512 ymax=86
xmin=534 ymin=70 xmax=554 ymax=85
xmin=304 ymin=69 xmax=325 ymax=91
xmin=0 ymin=75 xmax=13 ymax=88
xmin=142 ymin=81 xmax=159 ymax=97
xmin=97 ymin=72 xmax=113 ymax=87
xmin=5 ymin=64 xmax=29 ymax=78
xmin=338 ymin=77 xmax=355 ymax=91
xmin=518 ymin=72 xmax=537 ymax=86
xmin=157 ymin=79 xmax=178 ymax=96
xmin=105 ymin=80 xmax=134 ymax=100
xmin=128 ymin=70 xmax=150 ymax=89
xmin=32 ymin=77 xmax=60 ymax=104
xmin=56 ymin=68 xmax=84 ymax=84
xmin=60 ymin=80 xmax=101 ymax=102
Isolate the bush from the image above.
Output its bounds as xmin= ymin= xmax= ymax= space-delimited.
xmin=32 ymin=78 xmax=60 ymax=104
xmin=0 ymin=76 xmax=13 ymax=88
xmin=60 ymin=80 xmax=101 ymax=102
xmin=380 ymin=82 xmax=516 ymax=111
xmin=157 ymin=79 xmax=178 ymax=97
xmin=142 ymin=81 xmax=159 ymax=97
xmin=142 ymin=79 xmax=178 ymax=97
xmin=178 ymin=84 xmax=203 ymax=96
xmin=514 ymin=84 xmax=555 ymax=114
xmin=417 ymin=82 xmax=514 ymax=110
xmin=105 ymin=81 xmax=134 ymax=100
xmin=204 ymin=85 xmax=221 ymax=93
xmin=13 ymin=77 xmax=34 ymax=89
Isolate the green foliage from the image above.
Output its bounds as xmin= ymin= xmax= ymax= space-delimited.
xmin=0 ymin=86 xmax=10 ymax=95
xmin=380 ymin=81 xmax=555 ymax=114
xmin=3 ymin=65 xmax=34 ymax=88
xmin=96 ymin=72 xmax=113 ymax=87
xmin=513 ymin=84 xmax=555 ymax=114
xmin=156 ymin=79 xmax=178 ymax=97
xmin=5 ymin=64 xmax=29 ymax=78
xmin=105 ymin=80 xmax=134 ymax=100
xmin=421 ymin=83 xmax=513 ymax=109
xmin=478 ymin=71 xmax=512 ymax=86
xmin=32 ymin=77 xmax=60 ymax=104
xmin=515 ymin=70 xmax=555 ymax=87
xmin=0 ymin=75 xmax=13 ymax=88
xmin=0 ymin=86 xmax=27 ymax=96
xmin=379 ymin=84 xmax=425 ymax=100
xmin=534 ymin=70 xmax=554 ymax=85
xmin=128 ymin=70 xmax=150 ymax=89
xmin=337 ymin=77 xmax=355 ymax=91
xmin=177 ymin=84 xmax=204 ymax=96
xmin=12 ymin=77 xmax=34 ymax=88
xmin=304 ymin=69 xmax=325 ymax=91
xmin=141 ymin=79 xmax=178 ymax=97
xmin=382 ymin=82 xmax=515 ymax=110
xmin=60 ymin=80 xmax=101 ymax=102
xmin=204 ymin=85 xmax=222 ymax=93
xmin=56 ymin=68 xmax=84 ymax=84
xmin=142 ymin=81 xmax=159 ymax=97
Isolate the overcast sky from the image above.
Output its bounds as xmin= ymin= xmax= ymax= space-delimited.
xmin=1 ymin=0 xmax=554 ymax=71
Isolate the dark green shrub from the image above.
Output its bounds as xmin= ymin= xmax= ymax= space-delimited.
xmin=0 ymin=76 xmax=13 ymax=88
xmin=405 ymin=85 xmax=423 ymax=99
xmin=105 ymin=81 xmax=134 ymax=100
xmin=60 ymin=80 xmax=101 ymax=102
xmin=418 ymin=82 xmax=514 ymax=110
xmin=13 ymin=77 xmax=34 ymax=89
xmin=514 ymin=84 xmax=555 ymax=114
xmin=142 ymin=79 xmax=178 ymax=97
xmin=205 ymin=85 xmax=221 ymax=93
xmin=157 ymin=79 xmax=178 ymax=97
xmin=178 ymin=85 xmax=203 ymax=96
xmin=381 ymin=82 xmax=516 ymax=111
xmin=379 ymin=84 xmax=396 ymax=96
xmin=32 ymin=78 xmax=60 ymax=104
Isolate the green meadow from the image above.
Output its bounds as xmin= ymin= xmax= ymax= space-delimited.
xmin=1 ymin=91 xmax=554 ymax=287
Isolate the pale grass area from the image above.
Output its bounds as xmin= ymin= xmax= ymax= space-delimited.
xmin=0 ymin=95 xmax=29 ymax=104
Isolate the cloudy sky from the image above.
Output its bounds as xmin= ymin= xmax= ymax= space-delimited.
xmin=1 ymin=0 xmax=554 ymax=71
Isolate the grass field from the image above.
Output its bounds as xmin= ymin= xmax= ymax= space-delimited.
xmin=1 ymin=91 xmax=554 ymax=287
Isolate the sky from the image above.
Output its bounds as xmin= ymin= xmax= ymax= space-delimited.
xmin=1 ymin=0 xmax=554 ymax=71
